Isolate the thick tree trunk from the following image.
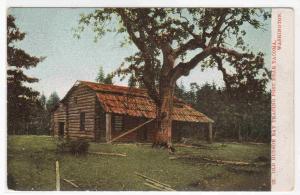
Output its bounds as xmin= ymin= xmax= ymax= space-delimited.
xmin=153 ymin=82 xmax=175 ymax=147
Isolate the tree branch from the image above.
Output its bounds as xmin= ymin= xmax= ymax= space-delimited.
xmin=212 ymin=54 xmax=232 ymax=96
xmin=170 ymin=49 xmax=210 ymax=83
xmin=211 ymin=47 xmax=254 ymax=59
xmin=208 ymin=9 xmax=229 ymax=47
xmin=116 ymin=9 xmax=146 ymax=53
xmin=174 ymin=38 xmax=206 ymax=58
xmin=117 ymin=9 xmax=160 ymax=104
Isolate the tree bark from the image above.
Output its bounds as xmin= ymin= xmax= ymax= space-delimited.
xmin=153 ymin=81 xmax=175 ymax=146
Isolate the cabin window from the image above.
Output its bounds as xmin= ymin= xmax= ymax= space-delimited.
xmin=80 ymin=112 xmax=85 ymax=131
xmin=113 ymin=115 xmax=123 ymax=132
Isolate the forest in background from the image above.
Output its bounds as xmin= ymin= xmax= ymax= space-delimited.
xmin=174 ymin=82 xmax=271 ymax=142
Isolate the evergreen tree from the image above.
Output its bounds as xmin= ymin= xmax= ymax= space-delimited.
xmin=7 ymin=15 xmax=44 ymax=135
xmin=103 ymin=73 xmax=113 ymax=84
xmin=95 ymin=66 xmax=105 ymax=83
xmin=95 ymin=65 xmax=114 ymax=84
xmin=46 ymin=92 xmax=60 ymax=112
xmin=40 ymin=93 xmax=46 ymax=109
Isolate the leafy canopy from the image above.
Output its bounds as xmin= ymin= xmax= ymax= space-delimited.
xmin=77 ymin=8 xmax=271 ymax=102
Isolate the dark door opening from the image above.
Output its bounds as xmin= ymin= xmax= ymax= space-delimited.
xmin=58 ymin=122 xmax=64 ymax=137
xmin=138 ymin=128 xmax=147 ymax=142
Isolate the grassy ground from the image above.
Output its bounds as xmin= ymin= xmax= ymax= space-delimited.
xmin=7 ymin=135 xmax=271 ymax=191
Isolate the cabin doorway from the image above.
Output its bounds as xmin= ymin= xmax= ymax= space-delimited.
xmin=58 ymin=122 xmax=64 ymax=138
xmin=138 ymin=128 xmax=147 ymax=142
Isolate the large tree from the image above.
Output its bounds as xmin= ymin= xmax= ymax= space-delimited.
xmin=7 ymin=15 xmax=44 ymax=135
xmin=78 ymin=8 xmax=270 ymax=146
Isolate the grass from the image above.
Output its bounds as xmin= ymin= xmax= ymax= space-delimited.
xmin=7 ymin=135 xmax=271 ymax=191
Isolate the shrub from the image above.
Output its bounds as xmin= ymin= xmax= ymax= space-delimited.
xmin=69 ymin=139 xmax=90 ymax=155
xmin=56 ymin=138 xmax=89 ymax=155
xmin=56 ymin=138 xmax=72 ymax=153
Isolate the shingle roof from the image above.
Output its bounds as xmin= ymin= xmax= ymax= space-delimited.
xmin=81 ymin=80 xmax=214 ymax=123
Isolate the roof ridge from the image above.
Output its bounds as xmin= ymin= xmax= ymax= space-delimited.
xmin=79 ymin=80 xmax=148 ymax=92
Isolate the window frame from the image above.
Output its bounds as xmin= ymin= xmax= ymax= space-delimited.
xmin=80 ymin=112 xmax=85 ymax=131
xmin=113 ymin=115 xmax=123 ymax=132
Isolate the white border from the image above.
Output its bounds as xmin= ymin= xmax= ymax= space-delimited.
xmin=1 ymin=0 xmax=299 ymax=194
xmin=271 ymin=8 xmax=294 ymax=191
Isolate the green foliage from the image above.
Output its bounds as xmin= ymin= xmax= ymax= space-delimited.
xmin=56 ymin=138 xmax=90 ymax=155
xmin=77 ymin=8 xmax=271 ymax=103
xmin=56 ymin=138 xmax=71 ymax=153
xmin=69 ymin=139 xmax=90 ymax=155
xmin=7 ymin=15 xmax=45 ymax=135
xmin=176 ymin=82 xmax=271 ymax=142
xmin=128 ymin=75 xmax=137 ymax=87
xmin=95 ymin=65 xmax=114 ymax=84
xmin=95 ymin=65 xmax=105 ymax=83
xmin=46 ymin=92 xmax=60 ymax=112
xmin=39 ymin=94 xmax=46 ymax=109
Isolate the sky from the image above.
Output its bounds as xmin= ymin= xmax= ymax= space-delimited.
xmin=9 ymin=8 xmax=271 ymax=98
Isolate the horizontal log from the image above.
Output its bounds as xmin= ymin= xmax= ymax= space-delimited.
xmin=67 ymin=129 xmax=94 ymax=133
xmin=68 ymin=112 xmax=94 ymax=116
xmin=68 ymin=122 xmax=94 ymax=126
xmin=68 ymin=89 xmax=93 ymax=95
xmin=68 ymin=118 xmax=95 ymax=122
xmin=68 ymin=129 xmax=94 ymax=132
xmin=68 ymin=100 xmax=95 ymax=104
xmin=53 ymin=115 xmax=66 ymax=119
xmin=69 ymin=134 xmax=94 ymax=139
xmin=88 ymin=152 xmax=127 ymax=157
xmin=68 ymin=108 xmax=94 ymax=112
xmin=68 ymin=127 xmax=94 ymax=132
xmin=68 ymin=124 xmax=94 ymax=128
xmin=68 ymin=134 xmax=94 ymax=137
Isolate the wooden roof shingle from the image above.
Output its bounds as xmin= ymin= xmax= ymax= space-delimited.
xmin=81 ymin=81 xmax=214 ymax=123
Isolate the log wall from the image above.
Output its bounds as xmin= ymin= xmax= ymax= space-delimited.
xmin=51 ymin=103 xmax=67 ymax=137
xmin=95 ymin=101 xmax=107 ymax=142
xmin=51 ymin=83 xmax=208 ymax=143
xmin=65 ymin=85 xmax=96 ymax=140
xmin=111 ymin=116 xmax=157 ymax=142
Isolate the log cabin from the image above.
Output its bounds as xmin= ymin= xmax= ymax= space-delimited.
xmin=51 ymin=80 xmax=214 ymax=143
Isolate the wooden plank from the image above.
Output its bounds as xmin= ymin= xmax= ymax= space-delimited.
xmin=63 ymin=178 xmax=79 ymax=188
xmin=108 ymin=118 xmax=155 ymax=143
xmin=88 ymin=151 xmax=127 ymax=157
xmin=134 ymin=172 xmax=172 ymax=188
xmin=145 ymin=179 xmax=175 ymax=191
xmin=106 ymin=113 xmax=112 ymax=142
xmin=56 ymin=161 xmax=60 ymax=191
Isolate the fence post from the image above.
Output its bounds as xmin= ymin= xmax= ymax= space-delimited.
xmin=56 ymin=161 xmax=60 ymax=191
